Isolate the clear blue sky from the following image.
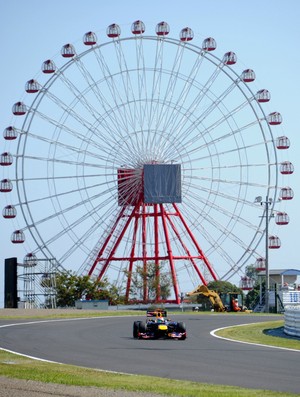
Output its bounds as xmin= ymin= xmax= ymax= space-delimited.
xmin=1 ymin=0 xmax=299 ymax=306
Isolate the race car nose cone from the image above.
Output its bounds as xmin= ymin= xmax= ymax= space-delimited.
xmin=158 ymin=325 xmax=168 ymax=330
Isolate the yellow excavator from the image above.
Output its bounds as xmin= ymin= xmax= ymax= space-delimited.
xmin=186 ymin=285 xmax=241 ymax=312
xmin=186 ymin=285 xmax=226 ymax=312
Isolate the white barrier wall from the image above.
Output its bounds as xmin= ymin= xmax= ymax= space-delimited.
xmin=284 ymin=305 xmax=300 ymax=337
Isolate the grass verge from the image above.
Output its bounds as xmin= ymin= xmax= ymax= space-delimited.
xmin=0 ymin=349 xmax=297 ymax=397
xmin=0 ymin=309 xmax=145 ymax=320
xmin=215 ymin=320 xmax=300 ymax=350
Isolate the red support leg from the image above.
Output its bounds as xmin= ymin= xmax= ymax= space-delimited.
xmin=154 ymin=204 xmax=161 ymax=301
xmin=164 ymin=210 xmax=208 ymax=285
xmin=173 ymin=203 xmax=218 ymax=281
xmin=160 ymin=204 xmax=180 ymax=304
xmin=142 ymin=203 xmax=148 ymax=302
xmin=125 ymin=209 xmax=140 ymax=300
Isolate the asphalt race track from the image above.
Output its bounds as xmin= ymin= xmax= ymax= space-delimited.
xmin=0 ymin=314 xmax=299 ymax=393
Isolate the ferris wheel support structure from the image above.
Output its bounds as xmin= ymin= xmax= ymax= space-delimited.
xmin=1 ymin=21 xmax=294 ymax=304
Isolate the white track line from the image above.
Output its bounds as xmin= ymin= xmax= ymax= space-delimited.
xmin=210 ymin=322 xmax=300 ymax=353
xmin=0 ymin=316 xmax=135 ymax=372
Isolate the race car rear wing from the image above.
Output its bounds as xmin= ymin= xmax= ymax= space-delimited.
xmin=146 ymin=309 xmax=167 ymax=318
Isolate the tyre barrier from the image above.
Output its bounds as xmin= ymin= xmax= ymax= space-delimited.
xmin=284 ymin=305 xmax=300 ymax=337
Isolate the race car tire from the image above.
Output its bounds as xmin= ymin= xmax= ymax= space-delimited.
xmin=137 ymin=321 xmax=147 ymax=339
xmin=177 ymin=322 xmax=186 ymax=332
xmin=177 ymin=322 xmax=187 ymax=340
xmin=133 ymin=321 xmax=141 ymax=338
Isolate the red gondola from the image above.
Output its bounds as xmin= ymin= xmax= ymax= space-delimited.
xmin=0 ymin=152 xmax=13 ymax=166
xmin=25 ymin=79 xmax=40 ymax=93
xmin=11 ymin=230 xmax=25 ymax=244
xmin=268 ymin=112 xmax=282 ymax=125
xmin=276 ymin=136 xmax=290 ymax=150
xmin=12 ymin=102 xmax=26 ymax=115
xmin=240 ymin=276 xmax=253 ymax=290
xmin=2 ymin=205 xmax=16 ymax=219
xmin=280 ymin=187 xmax=294 ymax=200
xmin=156 ymin=21 xmax=170 ymax=36
xmin=23 ymin=253 xmax=38 ymax=267
xmin=3 ymin=126 xmax=17 ymax=140
xmin=42 ymin=59 xmax=56 ymax=74
xmin=61 ymin=44 xmax=76 ymax=58
xmin=223 ymin=51 xmax=237 ymax=65
xmin=275 ymin=212 xmax=289 ymax=225
xmin=242 ymin=69 xmax=255 ymax=82
xmin=131 ymin=20 xmax=145 ymax=35
xmin=0 ymin=179 xmax=13 ymax=192
xmin=179 ymin=27 xmax=194 ymax=41
xmin=268 ymin=235 xmax=281 ymax=249
xmin=255 ymin=257 xmax=266 ymax=271
xmin=107 ymin=24 xmax=121 ymax=38
xmin=202 ymin=37 xmax=216 ymax=51
xmin=256 ymin=89 xmax=270 ymax=103
xmin=280 ymin=161 xmax=294 ymax=175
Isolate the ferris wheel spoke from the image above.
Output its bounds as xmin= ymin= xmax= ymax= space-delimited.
xmin=188 ymin=173 xmax=271 ymax=189
xmin=56 ymin=70 xmax=143 ymax=153
xmin=187 ymin=185 xmax=259 ymax=233
xmin=26 ymin=108 xmax=114 ymax=153
xmin=172 ymin=98 xmax=255 ymax=156
xmin=152 ymin=44 xmax=185 ymax=132
xmin=148 ymin=38 xmax=165 ymax=129
xmin=134 ymin=38 xmax=150 ymax=133
xmin=26 ymin=107 xmax=138 ymax=167
xmin=160 ymin=54 xmax=205 ymax=135
xmin=72 ymin=56 xmax=135 ymax=142
xmin=57 ymin=71 xmax=104 ymax=121
xmin=41 ymin=89 xmax=101 ymax=132
xmin=94 ymin=44 xmax=137 ymax=132
xmin=184 ymin=176 xmax=269 ymax=208
xmin=17 ymin=177 xmax=115 ymax=213
xmin=26 ymin=130 xmax=116 ymax=165
xmin=170 ymin=80 xmax=242 ymax=140
xmin=33 ymin=191 xmax=117 ymax=255
xmin=168 ymin=60 xmax=222 ymax=136
xmin=183 ymin=199 xmax=251 ymax=268
xmin=19 ymin=188 xmax=116 ymax=242
xmin=45 ymin=92 xmax=135 ymax=155
xmin=177 ymin=129 xmax=272 ymax=167
xmin=17 ymin=152 xmax=114 ymax=170
xmin=114 ymin=39 xmax=143 ymax=132
xmin=59 ymin=216 xmax=110 ymax=264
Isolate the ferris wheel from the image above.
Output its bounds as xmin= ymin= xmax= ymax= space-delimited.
xmin=1 ymin=21 xmax=294 ymax=303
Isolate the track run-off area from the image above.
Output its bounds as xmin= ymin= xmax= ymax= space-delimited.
xmin=0 ymin=313 xmax=299 ymax=394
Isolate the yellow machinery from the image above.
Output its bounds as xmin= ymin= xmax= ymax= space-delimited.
xmin=186 ymin=285 xmax=226 ymax=312
xmin=186 ymin=285 xmax=249 ymax=312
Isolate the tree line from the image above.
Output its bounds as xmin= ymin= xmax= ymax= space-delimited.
xmin=51 ymin=263 xmax=261 ymax=308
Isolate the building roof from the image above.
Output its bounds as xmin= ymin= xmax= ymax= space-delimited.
xmin=257 ymin=268 xmax=300 ymax=276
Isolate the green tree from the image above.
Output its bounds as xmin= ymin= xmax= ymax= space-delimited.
xmin=126 ymin=262 xmax=172 ymax=302
xmin=207 ymin=280 xmax=242 ymax=294
xmin=245 ymin=281 xmax=263 ymax=309
xmin=245 ymin=264 xmax=258 ymax=284
xmin=55 ymin=271 xmax=112 ymax=307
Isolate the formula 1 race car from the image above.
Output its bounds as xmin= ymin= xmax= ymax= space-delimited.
xmin=133 ymin=309 xmax=187 ymax=340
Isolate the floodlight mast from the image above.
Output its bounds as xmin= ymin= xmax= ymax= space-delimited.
xmin=261 ymin=196 xmax=273 ymax=313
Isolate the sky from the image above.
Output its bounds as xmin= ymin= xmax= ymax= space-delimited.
xmin=0 ymin=0 xmax=299 ymax=307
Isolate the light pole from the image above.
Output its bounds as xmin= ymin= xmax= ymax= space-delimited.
xmin=255 ymin=196 xmax=273 ymax=313
xmin=263 ymin=196 xmax=272 ymax=313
